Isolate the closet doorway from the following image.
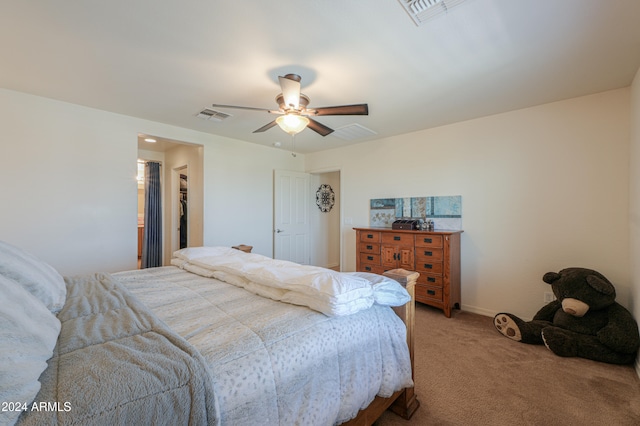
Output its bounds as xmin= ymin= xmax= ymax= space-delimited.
xmin=310 ymin=169 xmax=341 ymax=271
xmin=176 ymin=166 xmax=189 ymax=251
xmin=137 ymin=134 xmax=204 ymax=267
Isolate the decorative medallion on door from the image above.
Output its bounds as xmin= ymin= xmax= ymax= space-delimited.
xmin=316 ymin=184 xmax=335 ymax=212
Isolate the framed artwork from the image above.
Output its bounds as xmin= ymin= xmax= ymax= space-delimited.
xmin=370 ymin=195 xmax=462 ymax=229
xmin=316 ymin=184 xmax=335 ymax=212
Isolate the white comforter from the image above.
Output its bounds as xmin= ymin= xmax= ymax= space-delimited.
xmin=171 ymin=246 xmax=410 ymax=316
xmin=114 ymin=266 xmax=414 ymax=426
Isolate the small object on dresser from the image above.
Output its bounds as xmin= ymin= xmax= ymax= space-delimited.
xmin=392 ymin=219 xmax=420 ymax=230
xmin=232 ymin=244 xmax=253 ymax=253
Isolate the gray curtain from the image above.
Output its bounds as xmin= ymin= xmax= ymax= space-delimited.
xmin=142 ymin=161 xmax=162 ymax=268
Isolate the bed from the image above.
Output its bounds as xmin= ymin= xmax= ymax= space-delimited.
xmin=0 ymin=242 xmax=419 ymax=426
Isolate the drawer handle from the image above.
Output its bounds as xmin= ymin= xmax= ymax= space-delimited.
xmin=366 ymin=234 xmax=374 ymax=239
xmin=424 ymin=238 xmax=432 ymax=243
xmin=367 ymin=255 xmax=374 ymax=261
xmin=366 ymin=245 xmax=373 ymax=250
xmin=394 ymin=236 xmax=401 ymax=241
xmin=427 ymin=290 xmax=436 ymax=296
xmin=427 ymin=277 xmax=436 ymax=283
xmin=365 ymin=266 xmax=372 ymax=271
xmin=424 ymin=251 xmax=433 ymax=256
xmin=424 ymin=264 xmax=433 ymax=269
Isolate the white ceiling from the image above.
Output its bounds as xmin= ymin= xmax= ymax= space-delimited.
xmin=2 ymin=0 xmax=640 ymax=154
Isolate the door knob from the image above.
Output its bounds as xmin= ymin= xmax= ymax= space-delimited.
xmin=275 ymin=229 xmax=284 ymax=233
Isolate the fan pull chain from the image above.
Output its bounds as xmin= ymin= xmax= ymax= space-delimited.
xmin=291 ymin=133 xmax=297 ymax=157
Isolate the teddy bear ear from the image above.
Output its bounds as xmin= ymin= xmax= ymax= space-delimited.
xmin=542 ymin=272 xmax=560 ymax=284
xmin=586 ymin=275 xmax=615 ymax=296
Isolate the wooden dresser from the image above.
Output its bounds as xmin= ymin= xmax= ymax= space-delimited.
xmin=354 ymin=227 xmax=463 ymax=317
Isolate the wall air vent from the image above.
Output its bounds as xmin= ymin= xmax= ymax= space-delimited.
xmin=398 ymin=0 xmax=469 ymax=26
xmin=196 ymin=108 xmax=232 ymax=122
xmin=330 ymin=123 xmax=377 ymax=141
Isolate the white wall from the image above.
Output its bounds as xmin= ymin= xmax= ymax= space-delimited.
xmin=306 ymin=89 xmax=631 ymax=320
xmin=0 ymin=88 xmax=303 ymax=276
xmin=630 ymin=68 xmax=640 ymax=374
xmin=201 ymin=141 xmax=306 ymax=257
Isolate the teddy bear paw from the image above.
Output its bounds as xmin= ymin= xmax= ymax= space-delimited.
xmin=541 ymin=328 xmax=577 ymax=357
xmin=494 ymin=314 xmax=522 ymax=342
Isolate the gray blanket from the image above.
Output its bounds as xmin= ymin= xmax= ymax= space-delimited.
xmin=16 ymin=273 xmax=219 ymax=426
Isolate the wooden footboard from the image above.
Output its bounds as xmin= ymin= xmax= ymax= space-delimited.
xmin=341 ymin=269 xmax=420 ymax=426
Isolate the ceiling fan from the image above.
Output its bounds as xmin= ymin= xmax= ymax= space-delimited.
xmin=211 ymin=74 xmax=368 ymax=136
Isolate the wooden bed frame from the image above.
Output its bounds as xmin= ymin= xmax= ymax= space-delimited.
xmin=341 ymin=269 xmax=420 ymax=426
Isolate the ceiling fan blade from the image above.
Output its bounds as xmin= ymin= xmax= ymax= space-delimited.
xmin=212 ymin=104 xmax=277 ymax=113
xmin=311 ymin=104 xmax=369 ymax=116
xmin=278 ymin=74 xmax=301 ymax=110
xmin=307 ymin=118 xmax=334 ymax=136
xmin=253 ymin=120 xmax=278 ymax=133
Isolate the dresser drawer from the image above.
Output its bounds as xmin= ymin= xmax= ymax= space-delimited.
xmin=360 ymin=242 xmax=380 ymax=254
xmin=359 ymin=252 xmax=381 ymax=265
xmin=415 ymin=260 xmax=443 ymax=274
xmin=416 ymin=284 xmax=443 ymax=302
xmin=415 ymin=247 xmax=443 ymax=262
xmin=417 ymin=273 xmax=443 ymax=287
xmin=360 ymin=231 xmax=381 ymax=243
xmin=360 ymin=264 xmax=385 ymax=274
xmin=381 ymin=233 xmax=415 ymax=246
xmin=415 ymin=234 xmax=443 ymax=248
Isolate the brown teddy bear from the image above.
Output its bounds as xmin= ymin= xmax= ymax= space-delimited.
xmin=493 ymin=267 xmax=639 ymax=365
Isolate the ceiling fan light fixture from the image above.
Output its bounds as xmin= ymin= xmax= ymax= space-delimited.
xmin=212 ymin=74 xmax=367 ymax=137
xmin=276 ymin=114 xmax=310 ymax=135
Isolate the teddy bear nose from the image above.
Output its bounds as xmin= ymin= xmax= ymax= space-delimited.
xmin=561 ymin=298 xmax=589 ymax=317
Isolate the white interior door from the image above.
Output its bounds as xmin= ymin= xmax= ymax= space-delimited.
xmin=274 ymin=170 xmax=310 ymax=264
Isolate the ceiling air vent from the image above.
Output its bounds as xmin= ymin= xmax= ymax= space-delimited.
xmin=331 ymin=124 xmax=377 ymax=141
xmin=398 ymin=0 xmax=469 ymax=26
xmin=196 ymin=108 xmax=232 ymax=122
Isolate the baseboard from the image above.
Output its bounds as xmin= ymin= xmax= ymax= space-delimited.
xmin=459 ymin=304 xmax=494 ymax=318
xmin=460 ymin=304 xmax=533 ymax=322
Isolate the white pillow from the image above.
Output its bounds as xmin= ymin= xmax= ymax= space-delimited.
xmin=346 ymin=272 xmax=411 ymax=306
xmin=0 ymin=275 xmax=61 ymax=426
xmin=173 ymin=246 xmax=239 ymax=261
xmin=0 ymin=241 xmax=66 ymax=313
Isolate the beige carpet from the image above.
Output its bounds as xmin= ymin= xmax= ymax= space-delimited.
xmin=376 ymin=304 xmax=640 ymax=425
